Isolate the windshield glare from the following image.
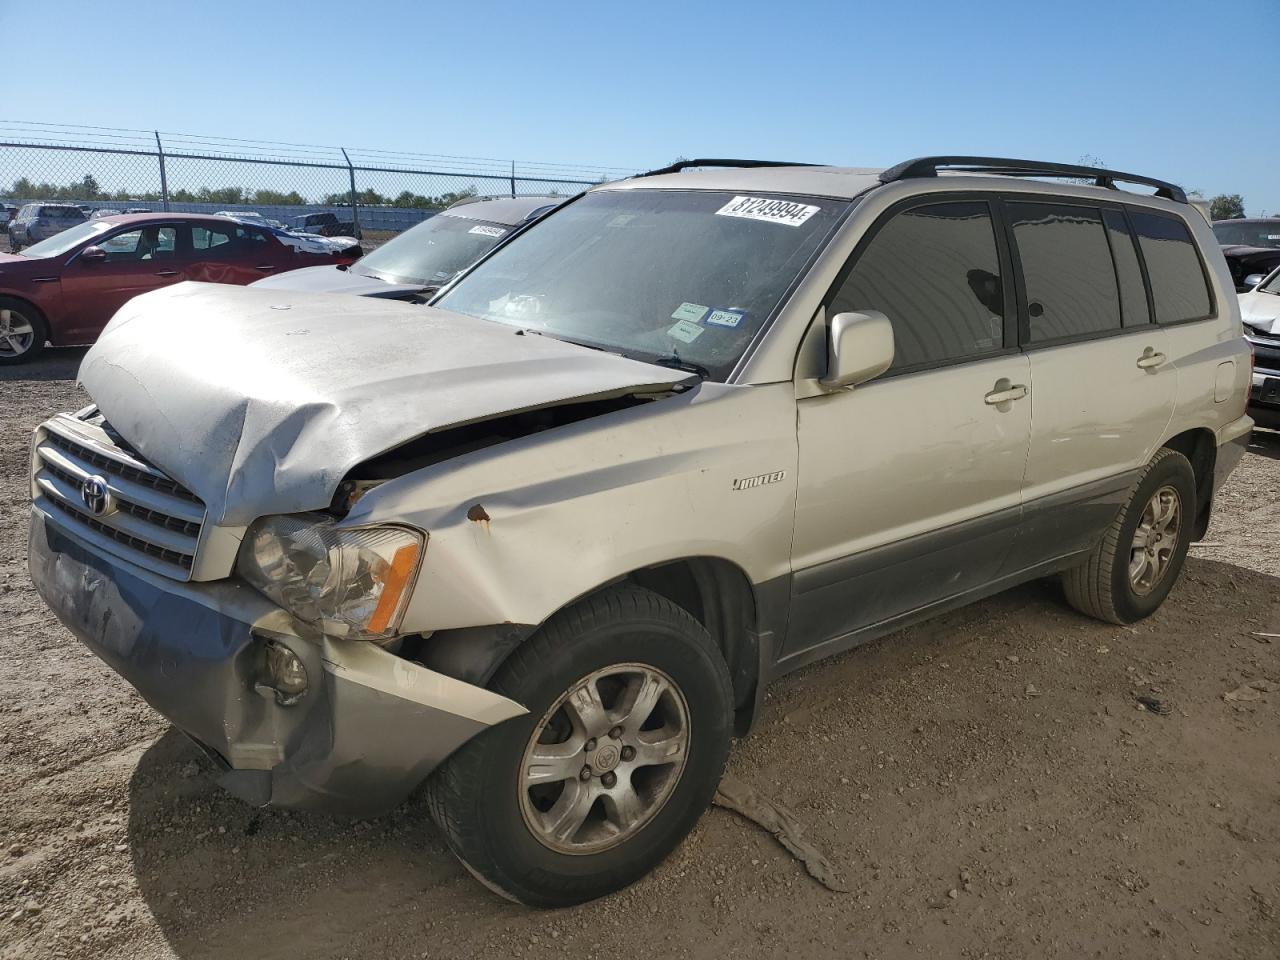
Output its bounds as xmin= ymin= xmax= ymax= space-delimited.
xmin=435 ymin=189 xmax=846 ymax=379
xmin=1213 ymin=221 xmax=1280 ymax=249
xmin=356 ymin=213 xmax=512 ymax=286
xmin=1260 ymin=270 xmax=1280 ymax=295
xmin=19 ymin=221 xmax=112 ymax=259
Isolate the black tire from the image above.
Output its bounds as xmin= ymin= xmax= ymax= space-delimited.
xmin=1061 ymin=447 xmax=1196 ymax=624
xmin=0 ymin=296 xmax=49 ymax=365
xmin=426 ymin=585 xmax=733 ymax=907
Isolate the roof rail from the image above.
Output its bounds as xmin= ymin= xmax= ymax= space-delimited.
xmin=636 ymin=158 xmax=819 ymax=178
xmin=878 ymin=156 xmax=1187 ymax=204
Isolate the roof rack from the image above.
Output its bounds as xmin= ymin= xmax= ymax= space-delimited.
xmin=636 ymin=158 xmax=819 ymax=178
xmin=878 ymin=156 xmax=1187 ymax=204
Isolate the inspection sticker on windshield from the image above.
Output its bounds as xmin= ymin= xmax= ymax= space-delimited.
xmin=705 ymin=308 xmax=745 ymax=328
xmin=667 ymin=319 xmax=705 ymax=343
xmin=671 ymin=302 xmax=709 ymax=323
xmin=715 ymin=196 xmax=820 ymax=227
xmin=468 ymin=225 xmax=506 ymax=238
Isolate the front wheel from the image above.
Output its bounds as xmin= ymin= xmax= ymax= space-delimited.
xmin=426 ymin=585 xmax=733 ymax=907
xmin=0 ymin=297 xmax=48 ymax=365
xmin=1061 ymin=447 xmax=1196 ymax=624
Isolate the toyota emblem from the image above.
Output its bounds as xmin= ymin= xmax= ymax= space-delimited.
xmin=80 ymin=475 xmax=112 ymax=516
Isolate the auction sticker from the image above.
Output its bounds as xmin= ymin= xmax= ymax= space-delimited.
xmin=469 ymin=225 xmax=506 ymax=238
xmin=671 ymin=302 xmax=709 ymax=322
xmin=705 ymin=308 xmax=745 ymax=328
xmin=667 ymin=319 xmax=705 ymax=343
xmin=715 ymin=195 xmax=820 ymax=227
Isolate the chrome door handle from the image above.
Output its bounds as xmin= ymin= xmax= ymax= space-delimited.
xmin=255 ymin=264 xmax=277 ymax=271
xmin=154 ymin=270 xmax=179 ymax=277
xmin=1136 ymin=350 xmax=1167 ymax=370
xmin=984 ymin=382 xmax=1028 ymax=405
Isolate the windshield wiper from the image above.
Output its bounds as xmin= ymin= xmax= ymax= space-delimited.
xmin=647 ymin=354 xmax=710 ymax=380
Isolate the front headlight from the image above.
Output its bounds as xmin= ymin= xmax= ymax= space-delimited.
xmin=237 ymin=515 xmax=424 ymax=641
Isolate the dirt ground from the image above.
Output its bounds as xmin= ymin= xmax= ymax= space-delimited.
xmin=1 ymin=350 xmax=1277 ymax=960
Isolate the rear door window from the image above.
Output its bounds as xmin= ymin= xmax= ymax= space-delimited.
xmin=1009 ymin=202 xmax=1121 ymax=343
xmin=1129 ymin=211 xmax=1213 ymax=324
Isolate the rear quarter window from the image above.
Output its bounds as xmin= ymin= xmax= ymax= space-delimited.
xmin=1129 ymin=211 xmax=1213 ymax=324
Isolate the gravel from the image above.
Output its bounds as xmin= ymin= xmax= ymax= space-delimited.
xmin=1 ymin=350 xmax=1278 ymax=960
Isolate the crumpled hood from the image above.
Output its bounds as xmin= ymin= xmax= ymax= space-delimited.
xmin=1239 ymin=291 xmax=1280 ymax=333
xmin=79 ymin=282 xmax=691 ymax=525
xmin=249 ymin=264 xmax=426 ymax=299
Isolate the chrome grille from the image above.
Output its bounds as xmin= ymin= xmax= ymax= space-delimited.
xmin=33 ymin=414 xmax=206 ymax=580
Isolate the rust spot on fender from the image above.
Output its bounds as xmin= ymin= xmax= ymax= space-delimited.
xmin=467 ymin=504 xmax=491 ymax=523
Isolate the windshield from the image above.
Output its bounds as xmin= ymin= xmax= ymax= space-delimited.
xmin=1259 ymin=269 xmax=1280 ymax=295
xmin=435 ymin=189 xmax=847 ymax=379
xmin=1213 ymin=221 xmax=1280 ymax=249
xmin=19 ymin=221 xmax=112 ymax=259
xmin=355 ymin=213 xmax=514 ymax=286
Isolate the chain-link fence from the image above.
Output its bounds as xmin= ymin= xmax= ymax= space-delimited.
xmin=0 ymin=121 xmax=635 ymax=237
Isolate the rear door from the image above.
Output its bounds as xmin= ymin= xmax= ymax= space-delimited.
xmin=1001 ymin=199 xmax=1176 ymax=571
xmin=185 ymin=222 xmax=286 ymax=284
xmin=57 ymin=224 xmax=182 ymax=342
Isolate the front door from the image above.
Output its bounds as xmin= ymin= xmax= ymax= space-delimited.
xmin=58 ymin=224 xmax=182 ymax=342
xmin=786 ymin=198 xmax=1031 ymax=661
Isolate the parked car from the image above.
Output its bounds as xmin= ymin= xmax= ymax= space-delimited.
xmin=27 ymin=157 xmax=1251 ymax=906
xmin=287 ymin=211 xmax=361 ymax=238
xmin=215 ymin=210 xmax=264 ymax=222
xmin=1220 ymin=244 xmax=1280 ymax=293
xmin=0 ymin=213 xmax=360 ymax=362
xmin=254 ymin=196 xmax=560 ymax=299
xmin=1212 ymin=217 xmax=1280 ymax=248
xmin=1239 ymin=264 xmax=1280 ymax=428
xmin=89 ymin=209 xmax=122 ymax=220
xmin=7 ymin=203 xmax=87 ymax=251
xmin=123 ymin=207 xmax=152 ymax=215
xmin=2 ymin=203 xmax=18 ymax=224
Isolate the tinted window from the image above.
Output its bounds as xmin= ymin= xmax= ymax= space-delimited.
xmin=1131 ymin=212 xmax=1212 ymax=323
xmin=1010 ymin=203 xmax=1120 ymax=342
xmin=829 ymin=201 xmax=1005 ymax=370
xmin=192 ymin=225 xmax=266 ymax=255
xmin=1212 ymin=220 xmax=1280 ymax=249
xmin=1102 ymin=210 xmax=1150 ymax=326
xmin=100 ymin=226 xmax=178 ymax=262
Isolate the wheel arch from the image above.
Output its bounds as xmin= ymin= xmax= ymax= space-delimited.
xmin=1160 ymin=427 xmax=1216 ymax=540
xmin=414 ymin=556 xmax=779 ymax=737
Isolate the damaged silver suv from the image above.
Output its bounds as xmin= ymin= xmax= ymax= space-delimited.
xmin=29 ymin=157 xmax=1252 ymax=906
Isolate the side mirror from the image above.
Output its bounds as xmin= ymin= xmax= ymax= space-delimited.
xmin=80 ymin=246 xmax=107 ymax=263
xmin=1243 ymin=273 xmax=1266 ymax=289
xmin=821 ymin=310 xmax=895 ymax=389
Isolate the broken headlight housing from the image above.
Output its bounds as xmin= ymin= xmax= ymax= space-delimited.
xmin=237 ymin=515 xmax=424 ymax=641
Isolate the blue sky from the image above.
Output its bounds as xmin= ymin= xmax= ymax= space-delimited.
xmin=4 ymin=0 xmax=1278 ymax=212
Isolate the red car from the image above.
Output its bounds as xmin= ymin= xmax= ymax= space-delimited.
xmin=0 ymin=213 xmax=359 ymax=364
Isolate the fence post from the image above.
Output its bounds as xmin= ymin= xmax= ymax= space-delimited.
xmin=340 ymin=147 xmax=361 ymax=237
xmin=510 ymin=160 xmax=516 ymax=199
xmin=154 ymin=131 xmax=170 ymax=211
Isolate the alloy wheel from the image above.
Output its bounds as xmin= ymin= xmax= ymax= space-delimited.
xmin=518 ymin=663 xmax=690 ymax=855
xmin=0 ymin=308 xmax=36 ymax=358
xmin=1129 ymin=484 xmax=1182 ymax=595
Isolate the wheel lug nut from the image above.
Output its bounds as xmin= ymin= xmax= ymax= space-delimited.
xmin=601 ymin=771 xmax=617 ymax=788
xmin=609 ymin=726 xmax=623 ymax=739
xmin=584 ymin=738 xmax=597 ymax=753
xmin=621 ymin=745 xmax=636 ymax=762
xmin=579 ymin=766 xmax=592 ymax=781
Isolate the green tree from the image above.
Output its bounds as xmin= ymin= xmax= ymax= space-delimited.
xmin=79 ymin=173 xmax=101 ymax=200
xmin=1209 ymin=194 xmax=1245 ymax=220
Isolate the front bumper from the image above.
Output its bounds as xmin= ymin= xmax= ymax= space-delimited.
xmin=28 ymin=506 xmax=526 ymax=817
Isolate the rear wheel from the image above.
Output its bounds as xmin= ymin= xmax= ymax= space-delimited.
xmin=426 ymin=585 xmax=733 ymax=907
xmin=0 ymin=297 xmax=48 ymax=365
xmin=1061 ymin=447 xmax=1196 ymax=624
